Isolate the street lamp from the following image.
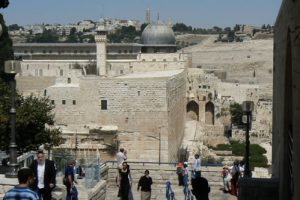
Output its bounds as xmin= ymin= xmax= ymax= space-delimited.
xmin=242 ymin=101 xmax=254 ymax=178
xmin=4 ymin=60 xmax=21 ymax=178
xmin=146 ymin=131 xmax=161 ymax=165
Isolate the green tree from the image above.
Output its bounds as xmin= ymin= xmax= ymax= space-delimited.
xmin=172 ymin=23 xmax=192 ymax=33
xmin=108 ymin=26 xmax=139 ymax=43
xmin=0 ymin=13 xmax=14 ymax=78
xmin=8 ymin=24 xmax=23 ymax=31
xmin=140 ymin=23 xmax=148 ymax=33
xmin=0 ymin=82 xmax=64 ymax=152
xmin=230 ymin=102 xmax=243 ymax=126
xmin=0 ymin=0 xmax=9 ymax=8
xmin=28 ymin=29 xmax=59 ymax=43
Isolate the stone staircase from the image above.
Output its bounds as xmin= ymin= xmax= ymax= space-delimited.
xmin=105 ymin=163 xmax=237 ymax=200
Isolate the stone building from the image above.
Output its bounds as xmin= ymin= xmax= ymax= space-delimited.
xmin=14 ymin=21 xmax=267 ymax=164
xmin=272 ymin=0 xmax=300 ymax=199
xmin=15 ymin=22 xmax=188 ymax=162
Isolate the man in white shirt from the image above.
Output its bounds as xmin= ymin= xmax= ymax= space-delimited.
xmin=116 ymin=148 xmax=127 ymax=168
xmin=115 ymin=148 xmax=127 ymax=186
xmin=30 ymin=150 xmax=56 ymax=200
xmin=192 ymin=154 xmax=201 ymax=179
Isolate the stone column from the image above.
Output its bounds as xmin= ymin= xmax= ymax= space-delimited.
xmin=95 ymin=28 xmax=107 ymax=76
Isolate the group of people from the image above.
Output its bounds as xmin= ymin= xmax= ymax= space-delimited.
xmin=221 ymin=160 xmax=244 ymax=196
xmin=116 ymin=148 xmax=153 ymax=200
xmin=176 ymin=154 xmax=210 ymax=200
xmin=3 ymin=150 xmax=56 ymax=200
xmin=3 ymin=149 xmax=81 ymax=200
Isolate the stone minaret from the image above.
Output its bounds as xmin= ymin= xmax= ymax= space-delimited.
xmin=95 ymin=26 xmax=107 ymax=76
xmin=145 ymin=8 xmax=151 ymax=24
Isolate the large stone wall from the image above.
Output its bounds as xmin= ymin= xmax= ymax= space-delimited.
xmin=16 ymin=76 xmax=56 ymax=96
xmin=19 ymin=60 xmax=89 ymax=77
xmin=46 ymin=70 xmax=186 ymax=162
xmin=166 ymin=70 xmax=187 ymax=161
xmin=273 ymin=1 xmax=300 ymax=200
xmin=216 ymin=82 xmax=259 ymax=104
xmin=107 ymin=53 xmax=190 ymax=76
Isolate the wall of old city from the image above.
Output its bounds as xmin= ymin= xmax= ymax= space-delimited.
xmin=16 ymin=76 xmax=56 ymax=96
xmin=107 ymin=53 xmax=189 ymax=76
xmin=166 ymin=70 xmax=187 ymax=161
xmin=19 ymin=60 xmax=89 ymax=77
xmin=273 ymin=1 xmax=300 ymax=200
xmin=216 ymin=82 xmax=259 ymax=104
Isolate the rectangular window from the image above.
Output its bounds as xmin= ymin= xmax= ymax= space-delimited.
xmin=101 ymin=100 xmax=107 ymax=110
xmin=68 ymin=78 xmax=71 ymax=83
xmin=62 ymin=100 xmax=66 ymax=105
xmin=60 ymin=69 xmax=64 ymax=76
xmin=138 ymin=91 xmax=140 ymax=96
xmin=73 ymin=100 xmax=76 ymax=105
xmin=51 ymin=100 xmax=55 ymax=105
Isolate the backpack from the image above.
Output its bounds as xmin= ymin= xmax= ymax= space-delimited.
xmin=232 ymin=165 xmax=240 ymax=180
xmin=176 ymin=167 xmax=183 ymax=174
xmin=63 ymin=176 xmax=68 ymax=185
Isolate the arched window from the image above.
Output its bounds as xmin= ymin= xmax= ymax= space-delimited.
xmin=205 ymin=101 xmax=215 ymax=125
xmin=186 ymin=101 xmax=199 ymax=121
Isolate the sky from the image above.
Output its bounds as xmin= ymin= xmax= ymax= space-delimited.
xmin=1 ymin=0 xmax=282 ymax=28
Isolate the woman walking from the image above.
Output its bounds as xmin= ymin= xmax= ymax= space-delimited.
xmin=118 ymin=162 xmax=134 ymax=200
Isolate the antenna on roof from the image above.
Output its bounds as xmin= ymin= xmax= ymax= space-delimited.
xmin=157 ymin=12 xmax=160 ymax=22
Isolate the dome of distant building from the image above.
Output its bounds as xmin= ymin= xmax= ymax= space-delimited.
xmin=141 ymin=23 xmax=176 ymax=45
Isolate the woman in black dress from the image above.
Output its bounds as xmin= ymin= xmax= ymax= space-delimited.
xmin=119 ymin=162 xmax=133 ymax=200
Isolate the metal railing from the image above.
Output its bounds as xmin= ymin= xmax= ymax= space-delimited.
xmin=84 ymin=158 xmax=101 ymax=188
xmin=100 ymin=160 xmax=178 ymax=168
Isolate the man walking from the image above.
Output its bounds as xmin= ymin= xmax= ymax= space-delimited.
xmin=3 ymin=168 xmax=39 ymax=200
xmin=192 ymin=154 xmax=201 ymax=179
xmin=116 ymin=147 xmax=127 ymax=168
xmin=137 ymin=170 xmax=153 ymax=200
xmin=116 ymin=147 xmax=127 ymax=187
xmin=30 ymin=150 xmax=56 ymax=200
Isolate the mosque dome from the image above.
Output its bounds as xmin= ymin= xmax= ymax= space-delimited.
xmin=141 ymin=23 xmax=176 ymax=45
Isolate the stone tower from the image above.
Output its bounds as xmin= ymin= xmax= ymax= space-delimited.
xmin=95 ymin=26 xmax=107 ymax=76
xmin=145 ymin=8 xmax=151 ymax=24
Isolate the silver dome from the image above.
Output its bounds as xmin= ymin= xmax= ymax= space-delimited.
xmin=141 ymin=23 xmax=175 ymax=45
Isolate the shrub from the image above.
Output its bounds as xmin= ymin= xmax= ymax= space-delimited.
xmin=250 ymin=154 xmax=268 ymax=169
xmin=212 ymin=143 xmax=231 ymax=151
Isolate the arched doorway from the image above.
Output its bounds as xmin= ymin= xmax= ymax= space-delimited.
xmin=205 ymin=101 xmax=214 ymax=125
xmin=186 ymin=101 xmax=199 ymax=121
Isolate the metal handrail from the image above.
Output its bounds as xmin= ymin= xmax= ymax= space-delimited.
xmin=100 ymin=160 xmax=178 ymax=168
xmin=99 ymin=160 xmax=223 ymax=168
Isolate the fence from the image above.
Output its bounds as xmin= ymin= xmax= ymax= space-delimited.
xmin=51 ymin=153 xmax=101 ymax=189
